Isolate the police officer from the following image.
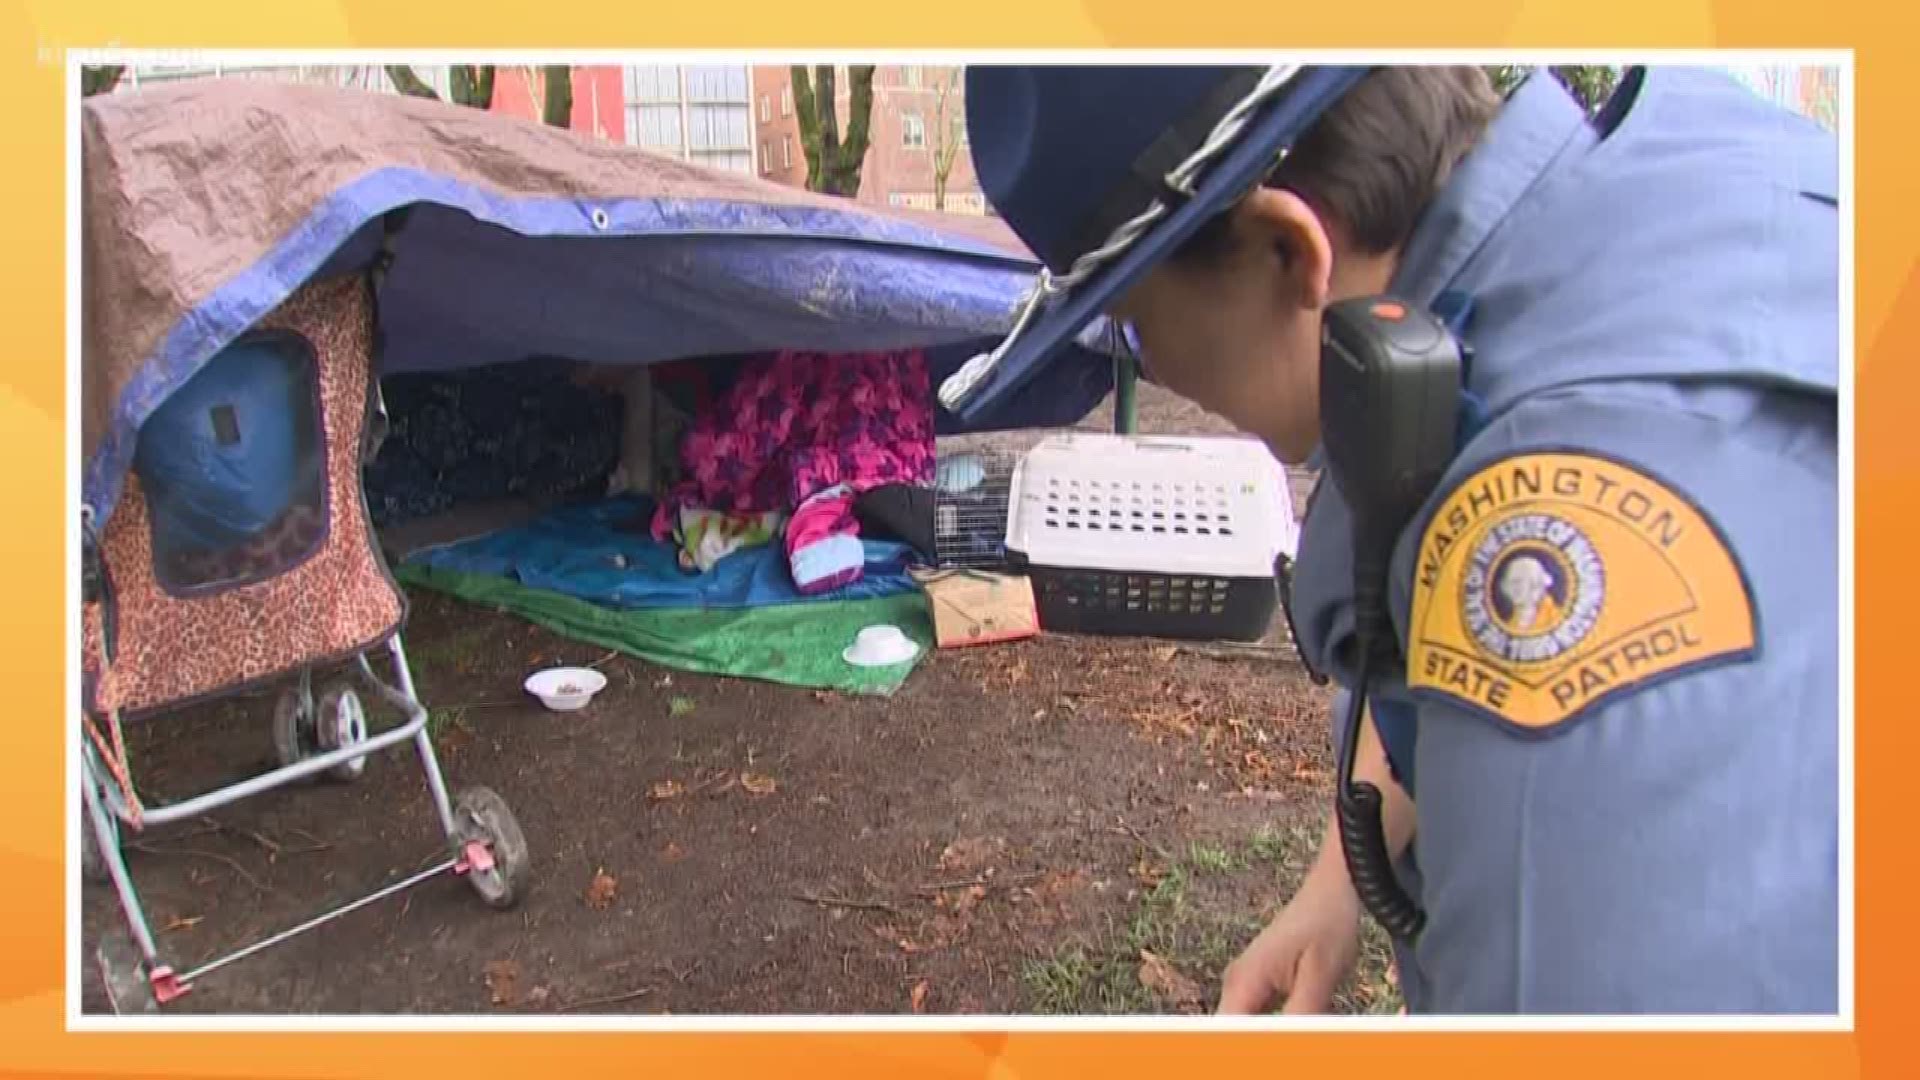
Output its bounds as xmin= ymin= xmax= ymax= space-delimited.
xmin=942 ymin=64 xmax=1839 ymax=1014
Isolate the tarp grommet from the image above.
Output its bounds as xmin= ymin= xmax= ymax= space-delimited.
xmin=589 ymin=208 xmax=611 ymax=231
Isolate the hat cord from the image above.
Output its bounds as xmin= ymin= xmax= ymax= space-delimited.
xmin=940 ymin=64 xmax=1308 ymax=410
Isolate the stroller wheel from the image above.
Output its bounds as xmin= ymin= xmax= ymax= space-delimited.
xmin=453 ymin=786 xmax=531 ymax=911
xmin=272 ymin=685 xmax=316 ymax=772
xmin=317 ymin=684 xmax=370 ymax=783
xmin=92 ymin=930 xmax=158 ymax=1015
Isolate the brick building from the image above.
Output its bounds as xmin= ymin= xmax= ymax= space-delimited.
xmin=751 ymin=64 xmax=985 ymax=214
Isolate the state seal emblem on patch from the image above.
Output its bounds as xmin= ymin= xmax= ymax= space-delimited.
xmin=1408 ymin=452 xmax=1756 ymax=734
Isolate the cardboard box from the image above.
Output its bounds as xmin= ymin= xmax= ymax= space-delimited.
xmin=920 ymin=571 xmax=1041 ymax=649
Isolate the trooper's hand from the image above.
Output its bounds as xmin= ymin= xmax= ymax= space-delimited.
xmin=1216 ymin=876 xmax=1363 ymax=1014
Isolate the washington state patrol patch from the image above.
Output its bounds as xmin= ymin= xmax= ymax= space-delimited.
xmin=1407 ymin=452 xmax=1757 ymax=734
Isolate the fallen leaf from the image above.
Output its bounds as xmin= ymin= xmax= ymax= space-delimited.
xmin=1138 ymin=950 xmax=1204 ymax=1012
xmin=585 ymin=868 xmax=619 ymax=911
xmin=910 ymin=979 xmax=931 ymax=1013
xmin=812 ymin=691 xmax=835 ymax=703
xmin=485 ymin=959 xmax=520 ymax=1006
xmin=1153 ymin=645 xmax=1180 ymax=663
xmin=1130 ymin=857 xmax=1169 ymax=887
xmin=938 ymin=836 xmax=1003 ymax=873
xmin=741 ymin=773 xmax=778 ymax=796
xmin=669 ymin=696 xmax=697 ymax=717
xmin=954 ymin=885 xmax=988 ymax=917
xmin=526 ymin=985 xmax=552 ymax=1007
xmin=648 ymin=779 xmax=686 ymax=801
xmin=164 ymin=915 xmax=203 ymax=932
xmin=661 ymin=842 xmax=687 ymax=863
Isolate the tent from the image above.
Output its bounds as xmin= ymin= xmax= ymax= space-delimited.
xmin=81 ymin=78 xmax=1125 ymax=695
xmin=81 ymin=77 xmax=1118 ymax=534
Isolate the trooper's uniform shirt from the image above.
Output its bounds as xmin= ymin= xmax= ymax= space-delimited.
xmin=1289 ymin=68 xmax=1839 ymax=1013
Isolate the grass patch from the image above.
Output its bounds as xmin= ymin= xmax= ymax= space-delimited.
xmin=427 ymin=705 xmax=470 ymax=743
xmin=1021 ymin=822 xmax=1403 ymax=1016
xmin=1247 ymin=824 xmax=1316 ymax=871
xmin=1187 ymin=842 xmax=1242 ymax=875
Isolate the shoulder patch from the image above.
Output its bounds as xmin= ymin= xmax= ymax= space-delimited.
xmin=1407 ymin=451 xmax=1756 ymax=735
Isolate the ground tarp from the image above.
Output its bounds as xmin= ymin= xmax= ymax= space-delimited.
xmin=396 ymin=564 xmax=932 ymax=695
xmin=400 ymin=495 xmax=919 ymax=610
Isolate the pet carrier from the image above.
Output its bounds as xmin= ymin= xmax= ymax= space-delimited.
xmin=1004 ymin=433 xmax=1301 ymax=642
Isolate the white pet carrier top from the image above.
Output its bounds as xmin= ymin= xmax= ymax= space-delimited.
xmin=1006 ymin=433 xmax=1300 ymax=578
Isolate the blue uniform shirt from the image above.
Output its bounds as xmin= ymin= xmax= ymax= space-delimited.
xmin=1290 ymin=67 xmax=1839 ymax=1014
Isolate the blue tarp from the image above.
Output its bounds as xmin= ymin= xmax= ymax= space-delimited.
xmin=401 ymin=495 xmax=918 ymax=610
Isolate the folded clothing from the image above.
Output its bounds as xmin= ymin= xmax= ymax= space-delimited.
xmin=787 ymin=485 xmax=864 ymax=595
xmin=673 ymin=507 xmax=785 ymax=573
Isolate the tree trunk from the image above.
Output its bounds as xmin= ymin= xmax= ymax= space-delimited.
xmin=792 ymin=65 xmax=876 ymax=198
xmin=385 ymin=65 xmax=441 ymax=100
xmin=825 ymin=66 xmax=876 ymax=197
xmin=448 ymin=65 xmax=497 ymax=109
xmin=542 ymin=66 xmax=573 ymax=128
xmin=81 ymin=66 xmax=124 ymax=97
xmin=791 ymin=66 xmax=826 ymax=191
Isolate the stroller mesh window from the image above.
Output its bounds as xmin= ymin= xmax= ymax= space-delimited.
xmin=133 ymin=330 xmax=329 ymax=596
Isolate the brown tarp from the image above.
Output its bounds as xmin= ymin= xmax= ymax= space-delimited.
xmin=81 ymin=77 xmax=1030 ymax=470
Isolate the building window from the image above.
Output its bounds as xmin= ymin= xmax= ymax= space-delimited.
xmin=624 ymin=64 xmax=754 ymax=175
xmin=625 ymin=65 xmax=685 ymax=157
xmin=760 ymin=93 xmax=771 ymax=122
xmin=903 ymin=66 xmax=923 ymax=89
xmin=781 ymin=85 xmax=793 ymax=116
xmin=902 ymin=113 xmax=926 ymax=149
xmin=761 ymin=142 xmax=772 ymax=174
xmin=783 ymin=135 xmax=794 ymax=170
xmin=953 ymin=114 xmax=968 ymax=147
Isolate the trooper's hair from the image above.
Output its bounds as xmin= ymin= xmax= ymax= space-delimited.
xmin=1177 ymin=66 xmax=1505 ymax=259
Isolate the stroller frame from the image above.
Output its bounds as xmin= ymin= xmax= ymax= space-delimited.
xmin=81 ymin=633 xmax=530 ymax=1013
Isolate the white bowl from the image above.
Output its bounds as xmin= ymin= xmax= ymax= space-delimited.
xmin=842 ymin=625 xmax=921 ymax=668
xmin=523 ymin=667 xmax=609 ymax=711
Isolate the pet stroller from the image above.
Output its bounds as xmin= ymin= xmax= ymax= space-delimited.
xmin=77 ymin=76 xmax=1130 ymax=1012
xmin=78 ymin=270 xmax=532 ymax=1013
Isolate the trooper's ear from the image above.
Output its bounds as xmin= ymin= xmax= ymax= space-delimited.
xmin=1239 ymin=187 xmax=1333 ymax=311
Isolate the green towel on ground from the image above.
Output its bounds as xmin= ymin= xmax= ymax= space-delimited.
xmin=396 ymin=565 xmax=932 ymax=696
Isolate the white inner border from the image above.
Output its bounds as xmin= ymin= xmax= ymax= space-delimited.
xmin=64 ymin=46 xmax=1856 ymax=1036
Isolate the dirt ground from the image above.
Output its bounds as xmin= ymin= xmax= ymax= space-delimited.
xmin=79 ymin=388 xmax=1395 ymax=1017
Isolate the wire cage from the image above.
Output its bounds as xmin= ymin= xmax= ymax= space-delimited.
xmin=932 ymin=447 xmax=1018 ymax=569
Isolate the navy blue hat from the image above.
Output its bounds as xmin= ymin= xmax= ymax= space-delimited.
xmin=939 ymin=64 xmax=1371 ymax=422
